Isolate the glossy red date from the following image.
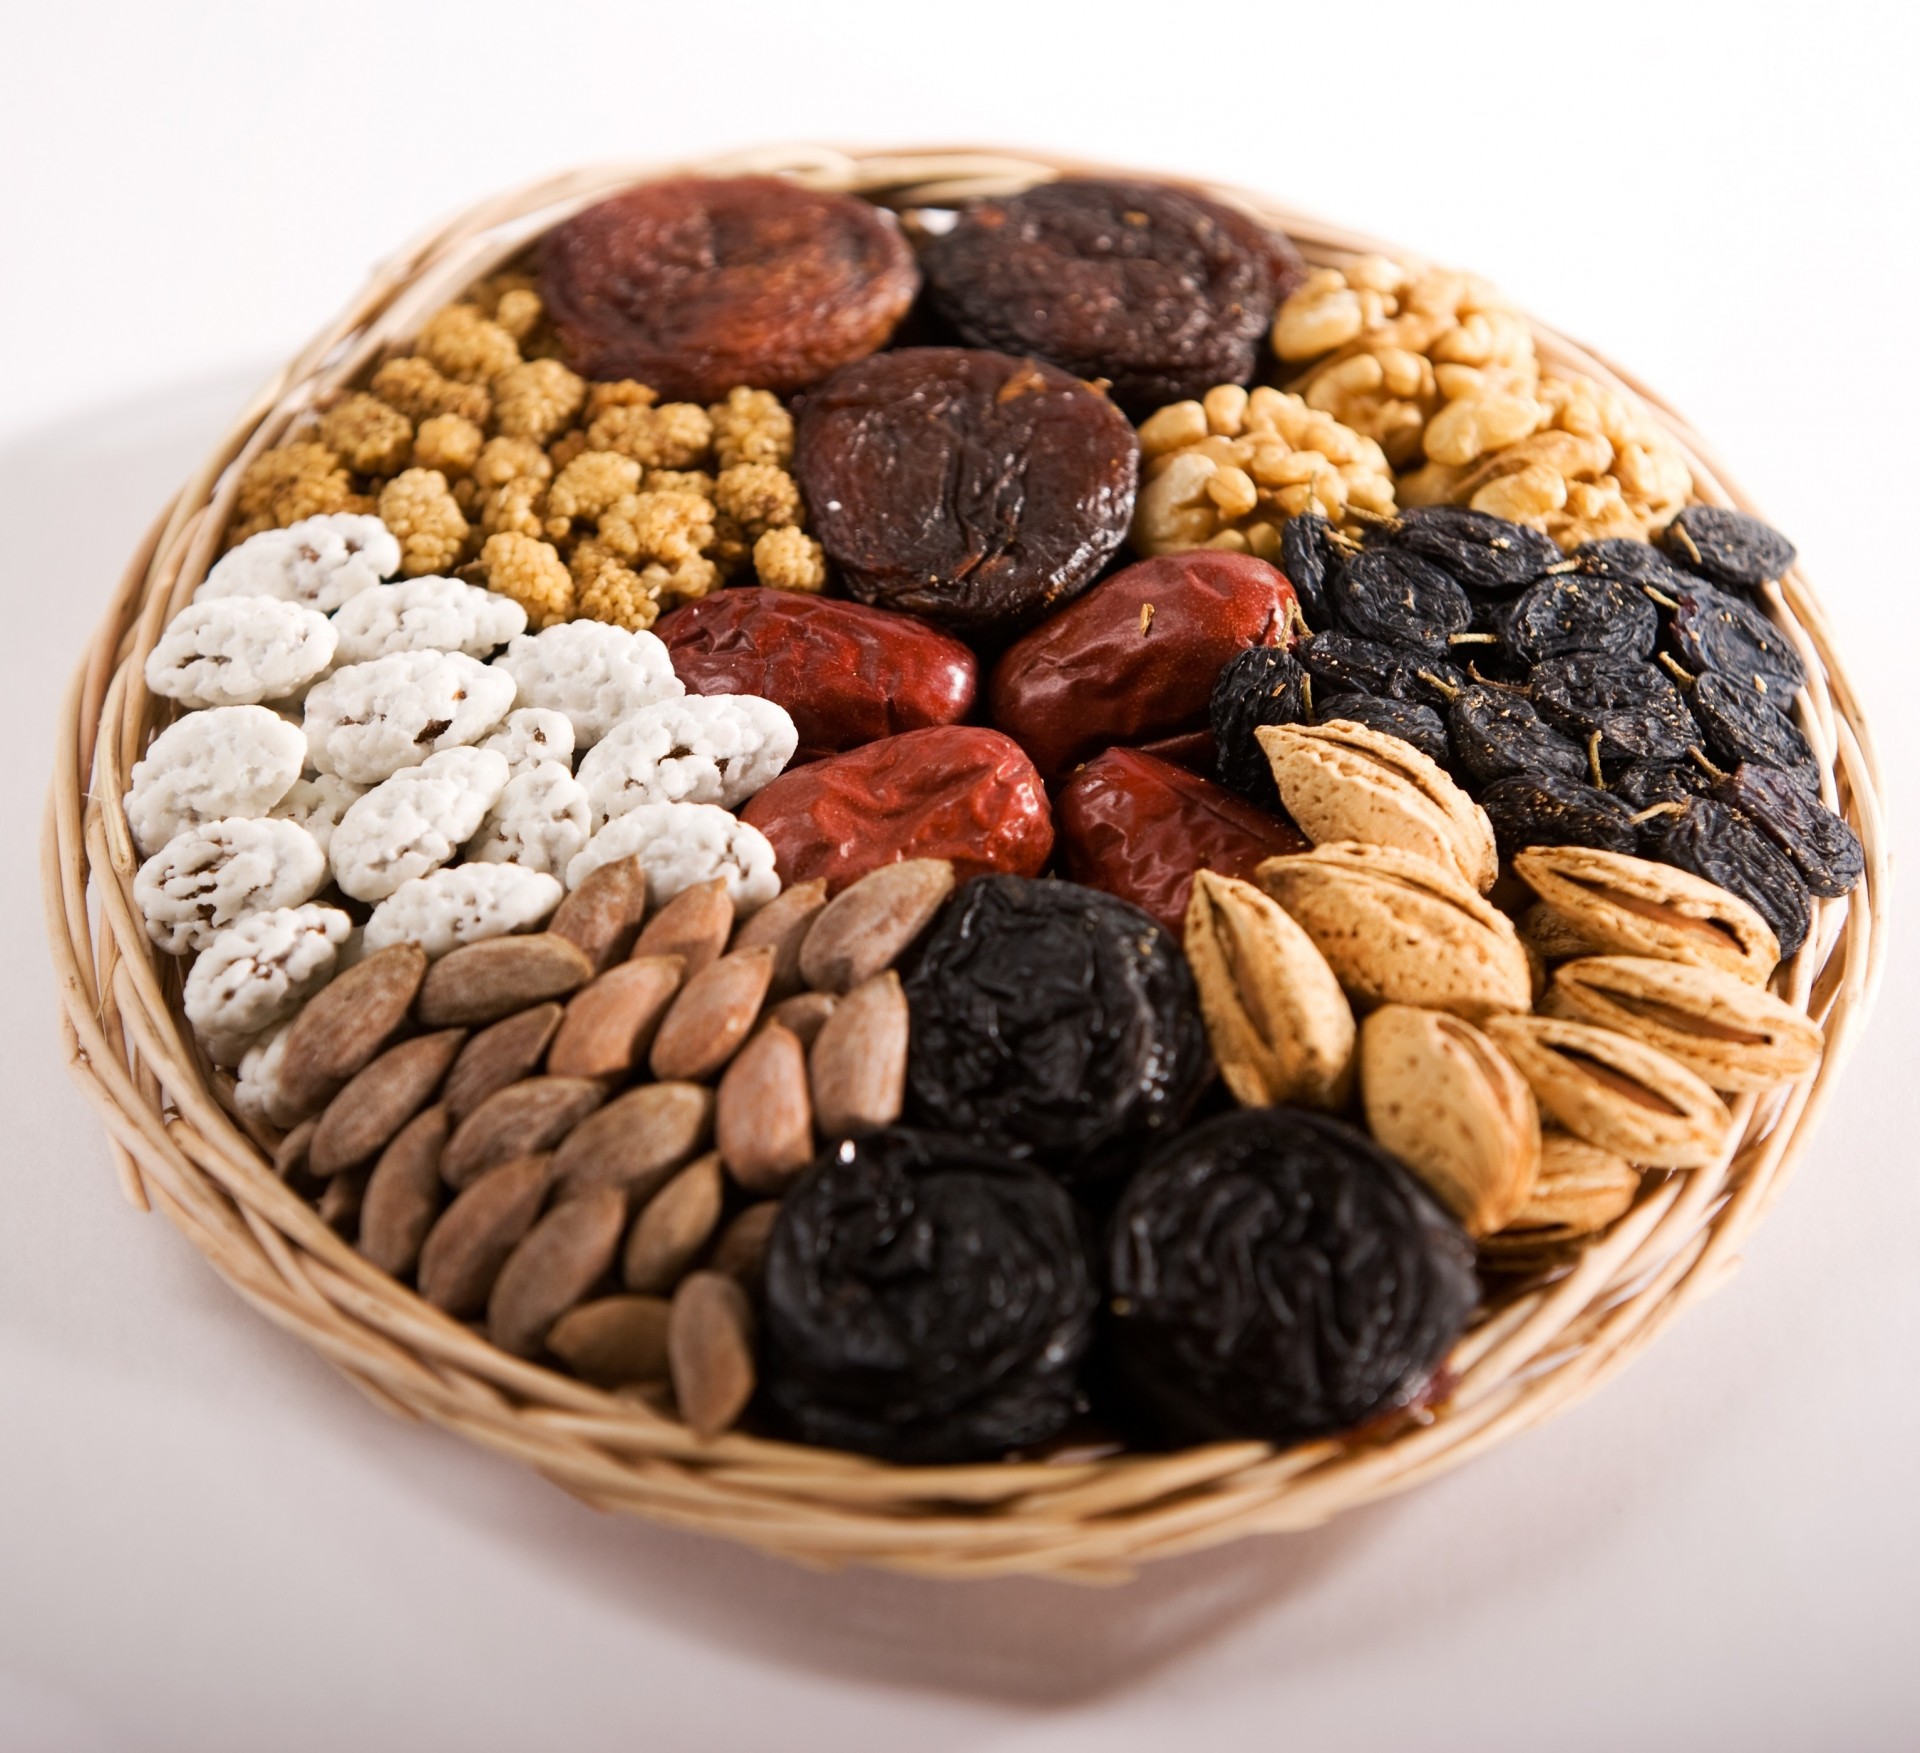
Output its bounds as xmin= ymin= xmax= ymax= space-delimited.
xmin=1054 ymin=746 xmax=1308 ymax=933
xmin=988 ymin=551 xmax=1297 ymax=778
xmin=740 ymin=725 xmax=1053 ymax=893
xmin=656 ymin=588 xmax=979 ymax=764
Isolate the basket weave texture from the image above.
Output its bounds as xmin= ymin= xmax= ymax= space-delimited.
xmin=43 ymin=145 xmax=1890 ymax=1582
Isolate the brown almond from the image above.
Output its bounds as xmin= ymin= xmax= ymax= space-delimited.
xmin=441 ymin=1003 xmax=563 ymax=1125
xmin=764 ymin=990 xmax=836 ymax=1049
xmin=488 ymin=1186 xmax=628 ymax=1357
xmin=278 ymin=943 xmax=428 ymax=1115
xmin=548 ymin=1294 xmax=671 ymax=1387
xmin=440 ymin=1076 xmax=607 ymax=1190
xmin=549 ymin=853 xmax=648 ymax=972
xmin=649 ymin=946 xmax=775 ymax=1082
xmin=417 ymin=1153 xmax=553 ymax=1316
xmin=668 ymin=1270 xmax=756 ymax=1440
xmin=715 ymin=1024 xmax=814 ymax=1194
xmin=550 ymin=1081 xmax=714 ymax=1204
xmin=798 ymin=858 xmax=954 ymax=995
xmin=308 ymin=1028 xmax=467 ymax=1178
xmin=273 ymin=1117 xmax=317 ymax=1184
xmin=317 ymin=1166 xmax=369 ymax=1238
xmin=709 ymin=1202 xmax=780 ymax=1287
xmin=415 ymin=932 xmax=593 ymax=1027
xmin=546 ymin=955 xmax=684 ymax=1080
xmin=623 ymin=1151 xmax=726 ymax=1294
xmin=730 ymin=877 xmax=828 ymax=999
xmin=358 ymin=1103 xmax=450 ymax=1278
xmin=632 ymin=876 xmax=732 ymax=981
xmin=808 ymin=971 xmax=908 ymax=1138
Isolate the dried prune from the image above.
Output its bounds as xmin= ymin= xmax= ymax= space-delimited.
xmin=1281 ymin=512 xmax=1345 ymax=631
xmin=657 ymin=588 xmax=977 ymax=762
xmin=794 ymin=348 xmax=1139 ymax=635
xmin=1054 ymin=747 xmax=1309 ymax=934
xmin=762 ymin=1128 xmax=1097 ymax=1460
xmin=1531 ymin=654 xmax=1698 ymax=765
xmin=903 ymin=876 xmax=1211 ymax=1180
xmin=1611 ymin=760 xmax=1712 ymax=813
xmin=1569 ymin=537 xmax=1693 ymax=596
xmin=1211 ymin=646 xmax=1310 ymax=804
xmin=1659 ymin=505 xmax=1797 ymax=591
xmin=1372 ymin=506 xmax=1557 ymax=597
xmin=1447 ymin=684 xmax=1590 ymax=789
xmin=989 ymin=552 xmax=1293 ymax=779
xmin=1332 ymin=547 xmax=1472 ymax=655
xmin=1501 ymin=573 xmax=1657 ymax=665
xmin=739 ymin=725 xmax=1052 ymax=893
xmin=1643 ymin=796 xmax=1812 ymax=956
xmin=1688 ymin=671 xmax=1819 ymax=792
xmin=1666 ymin=583 xmax=1806 ymax=695
xmin=539 ymin=177 xmax=918 ymax=401
xmin=1106 ymin=1108 xmax=1478 ymax=1447
xmin=1298 ymin=632 xmax=1466 ymax=707
xmin=1314 ymin=693 xmax=1452 ymax=766
xmin=1718 ymin=762 xmax=1863 ymax=897
xmin=1480 ymin=772 xmax=1640 ymax=858
xmin=919 ymin=178 xmax=1305 ymax=414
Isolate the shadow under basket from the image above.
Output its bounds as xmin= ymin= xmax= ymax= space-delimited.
xmin=42 ymin=144 xmax=1889 ymax=1583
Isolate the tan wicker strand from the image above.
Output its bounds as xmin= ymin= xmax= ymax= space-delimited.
xmin=41 ymin=145 xmax=1889 ymax=1580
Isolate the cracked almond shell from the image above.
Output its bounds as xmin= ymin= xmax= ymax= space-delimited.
xmin=1480 ymin=1130 xmax=1641 ymax=1261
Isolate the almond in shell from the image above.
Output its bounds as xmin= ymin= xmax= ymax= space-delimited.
xmin=440 ymin=1003 xmax=563 ymax=1125
xmin=488 ymin=1185 xmax=628 ymax=1357
xmin=632 ymin=876 xmax=733 ymax=982
xmin=548 ymin=1294 xmax=672 ymax=1387
xmin=668 ymin=1270 xmax=756 ymax=1440
xmin=730 ymin=876 xmax=828 ymax=1000
xmin=623 ymin=1151 xmax=726 ymax=1294
xmin=546 ymin=955 xmax=684 ymax=1080
xmin=1480 ymin=1130 xmax=1640 ymax=1260
xmin=807 ymin=971 xmax=908 ymax=1138
xmin=715 ymin=1023 xmax=814 ymax=1193
xmin=415 ymin=932 xmax=593 ymax=1027
xmin=648 ymin=946 xmax=775 ymax=1082
xmin=417 ymin=1152 xmax=553 ymax=1316
xmin=308 ymin=1027 xmax=467 ymax=1178
xmin=358 ymin=1102 xmax=450 ymax=1278
xmin=440 ymin=1076 xmax=607 ymax=1190
xmin=764 ymin=990 xmax=837 ymax=1049
xmin=550 ymin=1080 xmax=714 ymax=1204
xmin=798 ymin=858 xmax=954 ymax=994
xmin=278 ymin=943 xmax=427 ymax=1115
xmin=709 ymin=1201 xmax=779 ymax=1287
xmin=549 ymin=852 xmax=648 ymax=972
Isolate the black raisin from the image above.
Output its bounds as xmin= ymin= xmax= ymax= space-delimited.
xmin=1280 ymin=512 xmax=1345 ymax=632
xmin=1643 ymin=796 xmax=1812 ymax=956
xmin=1689 ymin=671 xmax=1819 ymax=792
xmin=1315 ymin=693 xmax=1452 ymax=766
xmin=1666 ymin=582 xmax=1806 ymax=695
xmin=1332 ymin=547 xmax=1472 ymax=654
xmin=1718 ymin=762 xmax=1863 ymax=897
xmin=1373 ymin=506 xmax=1558 ymax=597
xmin=1531 ymin=654 xmax=1698 ymax=765
xmin=1659 ymin=506 xmax=1797 ymax=591
xmin=1297 ymin=632 xmax=1466 ymax=706
xmin=1448 ymin=684 xmax=1591 ymax=789
xmin=1611 ymin=760 xmax=1713 ymax=812
xmin=1480 ymin=772 xmax=1641 ymax=859
xmin=1567 ymin=538 xmax=1694 ymax=596
xmin=1501 ymin=573 xmax=1658 ymax=665
xmin=1106 ymin=1108 xmax=1478 ymax=1447
xmin=903 ymin=875 xmax=1212 ymax=1181
xmin=1210 ymin=646 xmax=1310 ymax=806
xmin=762 ymin=1129 xmax=1097 ymax=1461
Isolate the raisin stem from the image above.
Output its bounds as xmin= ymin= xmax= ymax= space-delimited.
xmin=1657 ymin=651 xmax=1695 ymax=687
xmin=1586 ymin=731 xmax=1606 ymax=789
xmin=1686 ymin=745 xmax=1731 ymax=781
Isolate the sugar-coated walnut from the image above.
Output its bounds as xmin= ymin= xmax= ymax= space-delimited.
xmin=135 ymin=817 xmax=328 ymax=956
xmin=363 ymin=862 xmax=563 ymax=958
xmin=124 ymin=704 xmax=307 ymax=857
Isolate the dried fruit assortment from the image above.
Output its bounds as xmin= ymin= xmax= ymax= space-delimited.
xmin=125 ymin=167 xmax=1852 ymax=1468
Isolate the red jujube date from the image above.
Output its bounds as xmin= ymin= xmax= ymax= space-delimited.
xmin=656 ymin=589 xmax=978 ymax=762
xmin=1054 ymin=747 xmax=1307 ymax=933
xmin=741 ymin=726 xmax=1052 ymax=894
xmin=989 ymin=551 xmax=1296 ymax=778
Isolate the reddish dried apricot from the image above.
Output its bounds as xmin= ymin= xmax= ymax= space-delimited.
xmin=740 ymin=726 xmax=1052 ymax=893
xmin=793 ymin=348 xmax=1139 ymax=636
xmin=539 ymin=176 xmax=918 ymax=401
xmin=920 ymin=178 xmax=1305 ymax=414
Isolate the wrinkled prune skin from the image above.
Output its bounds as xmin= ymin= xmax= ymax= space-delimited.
xmin=1314 ymin=693 xmax=1452 ymax=766
xmin=1659 ymin=505 xmax=1797 ymax=591
xmin=1667 ymin=583 xmax=1806 ymax=695
xmin=1373 ymin=506 xmax=1557 ymax=597
xmin=1298 ymin=632 xmax=1466 ymax=707
xmin=763 ymin=1129 xmax=1097 ymax=1461
xmin=1530 ymin=654 xmax=1698 ymax=764
xmin=1480 ymin=772 xmax=1641 ymax=859
xmin=1211 ymin=646 xmax=1311 ymax=805
xmin=1569 ymin=537 xmax=1693 ymax=596
xmin=920 ymin=178 xmax=1305 ymax=414
xmin=794 ymin=348 xmax=1139 ymax=635
xmin=989 ymin=552 xmax=1293 ymax=779
xmin=539 ymin=177 xmax=919 ymax=401
xmin=1281 ymin=512 xmax=1345 ymax=631
xmin=1644 ymin=796 xmax=1812 ymax=956
xmin=657 ymin=588 xmax=977 ymax=762
xmin=1688 ymin=671 xmax=1819 ymax=792
xmin=1106 ymin=1108 xmax=1478 ymax=1448
xmin=1332 ymin=547 xmax=1472 ymax=654
xmin=903 ymin=877 xmax=1211 ymax=1181
xmin=1612 ymin=760 xmax=1712 ymax=814
xmin=1501 ymin=573 xmax=1657 ymax=665
xmin=740 ymin=725 xmax=1052 ymax=893
xmin=1718 ymin=762 xmax=1863 ymax=897
xmin=1054 ymin=747 xmax=1309 ymax=934
xmin=1447 ymin=684 xmax=1589 ymax=790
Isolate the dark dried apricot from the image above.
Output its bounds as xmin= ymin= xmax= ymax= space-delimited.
xmin=539 ymin=176 xmax=918 ymax=401
xmin=794 ymin=347 xmax=1138 ymax=635
xmin=920 ymin=178 xmax=1304 ymax=414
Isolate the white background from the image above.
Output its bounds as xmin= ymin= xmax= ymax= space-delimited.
xmin=3 ymin=3 xmax=1916 ymax=1748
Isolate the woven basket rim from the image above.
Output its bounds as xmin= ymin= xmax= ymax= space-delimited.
xmin=42 ymin=144 xmax=1891 ymax=1583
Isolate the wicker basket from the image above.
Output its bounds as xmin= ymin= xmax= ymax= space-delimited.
xmin=42 ymin=145 xmax=1889 ymax=1582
